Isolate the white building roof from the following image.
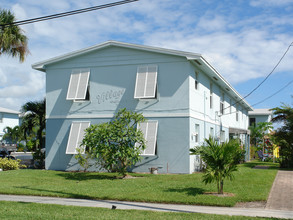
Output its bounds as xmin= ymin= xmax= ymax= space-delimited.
xmin=0 ymin=107 xmax=20 ymax=115
xmin=249 ymin=109 xmax=273 ymax=116
xmin=32 ymin=40 xmax=252 ymax=111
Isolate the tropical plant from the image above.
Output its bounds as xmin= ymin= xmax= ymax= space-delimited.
xmin=0 ymin=9 xmax=29 ymax=62
xmin=78 ymin=108 xmax=146 ymax=177
xmin=271 ymin=104 xmax=293 ymax=168
xmin=249 ymin=121 xmax=273 ymax=156
xmin=21 ymin=99 xmax=46 ymax=150
xmin=190 ymin=137 xmax=245 ymax=194
xmin=2 ymin=125 xmax=22 ymax=144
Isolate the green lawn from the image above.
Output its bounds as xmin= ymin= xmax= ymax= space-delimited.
xmin=0 ymin=201 xmax=280 ymax=220
xmin=0 ymin=161 xmax=278 ymax=207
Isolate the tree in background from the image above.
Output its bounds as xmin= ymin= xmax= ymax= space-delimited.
xmin=0 ymin=9 xmax=29 ymax=62
xmin=78 ymin=108 xmax=146 ymax=177
xmin=2 ymin=125 xmax=22 ymax=145
xmin=190 ymin=137 xmax=245 ymax=194
xmin=271 ymin=104 xmax=293 ymax=168
xmin=249 ymin=122 xmax=273 ymax=158
xmin=21 ymin=99 xmax=46 ymax=168
xmin=21 ymin=99 xmax=46 ymax=150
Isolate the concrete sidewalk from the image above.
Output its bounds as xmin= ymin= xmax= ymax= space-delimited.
xmin=1 ymin=194 xmax=293 ymax=219
xmin=266 ymin=170 xmax=293 ymax=211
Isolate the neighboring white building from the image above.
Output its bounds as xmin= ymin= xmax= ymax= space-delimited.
xmin=0 ymin=107 xmax=20 ymax=141
xmin=248 ymin=109 xmax=273 ymax=126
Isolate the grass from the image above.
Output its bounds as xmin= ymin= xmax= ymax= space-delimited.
xmin=0 ymin=161 xmax=278 ymax=207
xmin=0 ymin=201 xmax=281 ymax=220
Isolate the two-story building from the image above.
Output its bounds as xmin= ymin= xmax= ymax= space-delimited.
xmin=32 ymin=41 xmax=252 ymax=173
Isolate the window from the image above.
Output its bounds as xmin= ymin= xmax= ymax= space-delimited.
xmin=230 ymin=98 xmax=232 ymax=114
xmin=236 ymin=105 xmax=239 ymax=121
xmin=210 ymin=127 xmax=214 ymax=137
xmin=194 ymin=124 xmax=200 ymax=143
xmin=194 ymin=71 xmax=198 ymax=90
xmin=220 ymin=130 xmax=225 ymax=143
xmin=66 ymin=121 xmax=90 ymax=154
xmin=0 ymin=113 xmax=3 ymax=123
xmin=134 ymin=65 xmax=157 ymax=99
xmin=220 ymin=92 xmax=224 ymax=115
xmin=137 ymin=121 xmax=158 ymax=155
xmin=249 ymin=117 xmax=256 ymax=127
xmin=210 ymin=82 xmax=213 ymax=109
xmin=66 ymin=69 xmax=90 ymax=101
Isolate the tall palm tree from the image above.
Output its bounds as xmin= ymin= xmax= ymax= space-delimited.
xmin=271 ymin=104 xmax=293 ymax=168
xmin=21 ymin=99 xmax=46 ymax=150
xmin=0 ymin=9 xmax=29 ymax=62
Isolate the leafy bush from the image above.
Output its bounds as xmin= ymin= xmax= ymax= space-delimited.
xmin=0 ymin=158 xmax=26 ymax=171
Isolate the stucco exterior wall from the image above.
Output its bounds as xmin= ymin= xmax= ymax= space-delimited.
xmin=0 ymin=113 xmax=19 ymax=140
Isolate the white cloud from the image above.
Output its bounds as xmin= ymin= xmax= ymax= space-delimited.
xmin=250 ymin=0 xmax=293 ymax=7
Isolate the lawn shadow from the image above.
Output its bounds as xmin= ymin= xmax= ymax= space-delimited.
xmin=14 ymin=186 xmax=101 ymax=200
xmin=56 ymin=172 xmax=116 ymax=181
xmin=242 ymin=161 xmax=280 ymax=170
xmin=165 ymin=187 xmax=205 ymax=196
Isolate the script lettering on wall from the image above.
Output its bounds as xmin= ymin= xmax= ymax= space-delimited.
xmin=96 ymin=89 xmax=125 ymax=104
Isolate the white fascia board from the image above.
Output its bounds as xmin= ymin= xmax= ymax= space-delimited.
xmin=32 ymin=41 xmax=202 ymax=72
xmin=192 ymin=57 xmax=253 ymax=111
xmin=0 ymin=107 xmax=20 ymax=115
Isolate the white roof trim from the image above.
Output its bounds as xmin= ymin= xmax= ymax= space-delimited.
xmin=32 ymin=41 xmax=201 ymax=72
xmin=0 ymin=107 xmax=20 ymax=115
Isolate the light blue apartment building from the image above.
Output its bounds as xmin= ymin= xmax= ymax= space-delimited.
xmin=33 ymin=41 xmax=252 ymax=173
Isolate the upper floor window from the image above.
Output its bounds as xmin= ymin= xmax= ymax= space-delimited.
xmin=66 ymin=121 xmax=90 ymax=154
xmin=210 ymin=82 xmax=213 ymax=109
xmin=136 ymin=121 xmax=158 ymax=156
xmin=210 ymin=127 xmax=214 ymax=137
xmin=220 ymin=92 xmax=224 ymax=115
xmin=0 ymin=113 xmax=3 ymax=123
xmin=134 ymin=65 xmax=157 ymax=99
xmin=194 ymin=71 xmax=199 ymax=90
xmin=236 ymin=104 xmax=239 ymax=121
xmin=66 ymin=69 xmax=90 ymax=101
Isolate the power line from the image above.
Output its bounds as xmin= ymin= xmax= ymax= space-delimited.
xmin=223 ymin=41 xmax=293 ymax=111
xmin=250 ymin=79 xmax=293 ymax=107
xmin=0 ymin=0 xmax=139 ymax=28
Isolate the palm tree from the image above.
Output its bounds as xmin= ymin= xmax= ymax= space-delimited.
xmin=0 ymin=9 xmax=29 ymax=62
xmin=21 ymin=99 xmax=46 ymax=150
xmin=190 ymin=137 xmax=244 ymax=194
xmin=2 ymin=125 xmax=21 ymax=144
xmin=271 ymin=104 xmax=293 ymax=168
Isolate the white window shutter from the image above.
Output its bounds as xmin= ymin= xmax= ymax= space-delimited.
xmin=134 ymin=65 xmax=157 ymax=99
xmin=76 ymin=69 xmax=90 ymax=100
xmin=66 ymin=70 xmax=80 ymax=100
xmin=138 ymin=121 xmax=158 ymax=156
xmin=66 ymin=121 xmax=90 ymax=154
xmin=134 ymin=67 xmax=147 ymax=98
xmin=145 ymin=66 xmax=157 ymax=98
xmin=66 ymin=69 xmax=90 ymax=100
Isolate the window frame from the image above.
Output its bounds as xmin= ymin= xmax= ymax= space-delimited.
xmin=210 ymin=82 xmax=213 ymax=109
xmin=66 ymin=121 xmax=90 ymax=154
xmin=66 ymin=69 xmax=90 ymax=101
xmin=137 ymin=120 xmax=158 ymax=156
xmin=134 ymin=65 xmax=158 ymax=99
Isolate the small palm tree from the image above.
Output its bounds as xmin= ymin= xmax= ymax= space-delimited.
xmin=0 ymin=9 xmax=29 ymax=62
xmin=190 ymin=137 xmax=244 ymax=194
xmin=2 ymin=125 xmax=22 ymax=144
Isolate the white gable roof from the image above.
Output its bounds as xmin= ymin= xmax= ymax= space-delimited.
xmin=32 ymin=40 xmax=252 ymax=110
xmin=0 ymin=107 xmax=20 ymax=115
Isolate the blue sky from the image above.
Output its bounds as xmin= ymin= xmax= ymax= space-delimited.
xmin=0 ymin=0 xmax=292 ymax=111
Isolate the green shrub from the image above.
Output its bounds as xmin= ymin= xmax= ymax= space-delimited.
xmin=0 ymin=158 xmax=26 ymax=171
